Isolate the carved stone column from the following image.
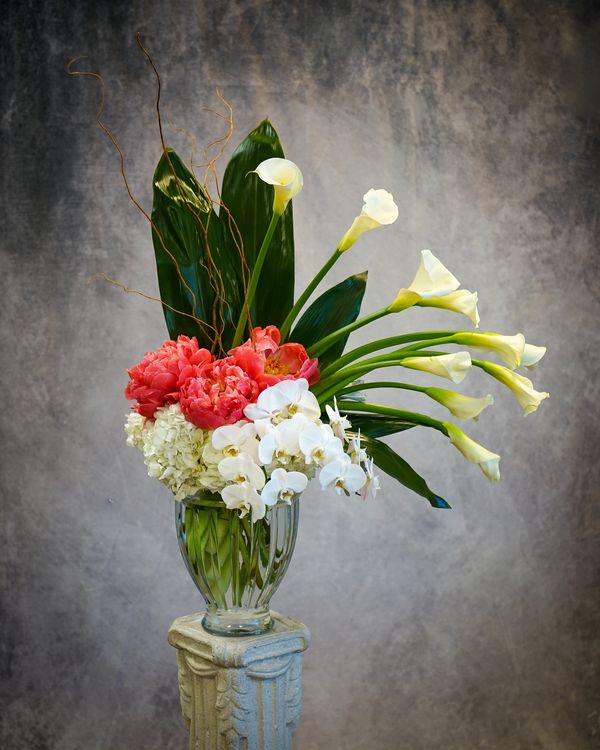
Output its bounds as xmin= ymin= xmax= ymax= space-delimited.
xmin=168 ymin=611 xmax=310 ymax=750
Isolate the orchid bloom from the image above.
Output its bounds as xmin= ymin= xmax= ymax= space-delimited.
xmin=253 ymin=158 xmax=303 ymax=215
xmin=325 ymin=397 xmax=352 ymax=441
xmin=388 ymin=250 xmax=480 ymax=326
xmin=401 ymin=352 xmax=472 ymax=384
xmin=360 ymin=457 xmax=381 ymax=501
xmin=478 ymin=361 xmax=549 ymax=416
xmin=221 ymin=481 xmax=266 ymax=522
xmin=261 ymin=468 xmax=308 ymax=507
xmin=319 ymin=455 xmax=367 ymax=495
xmin=425 ymin=388 xmax=494 ymax=420
xmin=212 ymin=421 xmax=259 ymax=461
xmin=444 ymin=423 xmax=501 ymax=481
xmin=218 ymin=454 xmax=266 ymax=490
xmin=298 ymin=423 xmax=345 ymax=466
xmin=244 ymin=378 xmax=321 ymax=424
xmin=257 ymin=414 xmax=307 ymax=465
xmin=337 ymin=189 xmax=399 ymax=252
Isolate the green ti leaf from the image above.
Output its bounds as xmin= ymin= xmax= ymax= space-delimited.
xmin=151 ymin=149 xmax=241 ymax=353
xmin=355 ymin=433 xmax=450 ymax=509
xmin=291 ymin=272 xmax=368 ymax=368
xmin=221 ymin=119 xmax=295 ymax=330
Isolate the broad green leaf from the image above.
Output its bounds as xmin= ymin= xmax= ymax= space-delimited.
xmin=151 ymin=149 xmax=241 ymax=353
xmin=355 ymin=433 xmax=450 ymax=509
xmin=221 ymin=119 xmax=295 ymax=329
xmin=291 ymin=272 xmax=368 ymax=368
xmin=340 ymin=414 xmax=416 ymax=439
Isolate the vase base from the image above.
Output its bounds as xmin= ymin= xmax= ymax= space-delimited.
xmin=202 ymin=607 xmax=273 ymax=637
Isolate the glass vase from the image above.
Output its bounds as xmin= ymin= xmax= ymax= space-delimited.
xmin=175 ymin=492 xmax=299 ymax=636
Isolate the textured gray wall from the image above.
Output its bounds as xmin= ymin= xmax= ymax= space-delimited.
xmin=2 ymin=1 xmax=599 ymax=748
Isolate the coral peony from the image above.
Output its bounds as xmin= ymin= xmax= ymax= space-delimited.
xmin=125 ymin=336 xmax=212 ymax=419
xmin=179 ymin=359 xmax=261 ymax=429
xmin=230 ymin=326 xmax=319 ymax=389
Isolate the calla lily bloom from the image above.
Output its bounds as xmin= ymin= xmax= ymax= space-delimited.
xmin=454 ymin=332 xmax=525 ymax=369
xmin=477 ymin=361 xmax=549 ymax=416
xmin=337 ymin=189 xmax=399 ymax=252
xmin=426 ymin=388 xmax=494 ymax=420
xmin=388 ymin=251 xmax=479 ymax=326
xmin=521 ymin=343 xmax=547 ymax=369
xmin=253 ymin=158 xmax=303 ymax=215
xmin=443 ymin=423 xmax=501 ymax=481
xmin=401 ymin=351 xmax=472 ymax=384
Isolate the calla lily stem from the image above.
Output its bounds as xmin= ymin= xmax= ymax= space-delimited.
xmin=232 ymin=211 xmax=281 ymax=347
xmin=279 ymin=249 xmax=341 ymax=341
xmin=308 ymin=307 xmax=390 ymax=357
xmin=335 ymin=400 xmax=449 ymax=434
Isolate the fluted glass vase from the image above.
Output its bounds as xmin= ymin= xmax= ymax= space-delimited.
xmin=175 ymin=492 xmax=299 ymax=636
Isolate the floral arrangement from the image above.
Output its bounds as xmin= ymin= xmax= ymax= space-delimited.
xmin=123 ymin=120 xmax=549 ymax=517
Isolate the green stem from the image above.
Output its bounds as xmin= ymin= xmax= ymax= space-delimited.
xmin=336 ymin=400 xmax=448 ymax=434
xmin=232 ymin=211 xmax=281 ymax=347
xmin=319 ymin=331 xmax=458 ymax=379
xmin=280 ymin=249 xmax=341 ymax=341
xmin=309 ymin=307 xmax=390 ymax=358
xmin=336 ymin=380 xmax=427 ymax=397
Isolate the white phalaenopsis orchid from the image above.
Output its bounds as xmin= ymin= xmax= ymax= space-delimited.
xmin=258 ymin=414 xmax=308 ymax=465
xmin=520 ymin=343 xmax=547 ymax=369
xmin=426 ymin=388 xmax=494 ymax=420
xmin=401 ymin=352 xmax=472 ymax=384
xmin=325 ymin=397 xmax=352 ymax=441
xmin=212 ymin=421 xmax=259 ymax=461
xmin=480 ymin=361 xmax=549 ymax=416
xmin=347 ymin=431 xmax=368 ymax=464
xmin=253 ymin=158 xmax=303 ymax=215
xmin=244 ymin=378 xmax=321 ymax=424
xmin=444 ymin=423 xmax=501 ymax=481
xmin=218 ymin=454 xmax=266 ymax=490
xmin=319 ymin=455 xmax=367 ymax=495
xmin=261 ymin=468 xmax=308 ymax=507
xmin=221 ymin=481 xmax=266 ymax=523
xmin=337 ymin=189 xmax=399 ymax=252
xmin=298 ymin=423 xmax=344 ymax=466
xmin=455 ymin=332 xmax=525 ymax=370
xmin=360 ymin=457 xmax=381 ymax=501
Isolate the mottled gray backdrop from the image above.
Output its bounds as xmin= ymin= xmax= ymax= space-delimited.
xmin=1 ymin=1 xmax=599 ymax=748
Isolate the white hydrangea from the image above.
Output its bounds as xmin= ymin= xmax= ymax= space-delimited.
xmin=124 ymin=412 xmax=149 ymax=449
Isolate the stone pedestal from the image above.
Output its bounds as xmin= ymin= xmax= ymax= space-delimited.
xmin=168 ymin=611 xmax=310 ymax=750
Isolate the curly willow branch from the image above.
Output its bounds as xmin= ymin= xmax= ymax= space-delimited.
xmin=66 ymin=55 xmax=216 ymax=341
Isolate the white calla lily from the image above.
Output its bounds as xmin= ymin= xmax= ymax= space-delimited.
xmin=478 ymin=361 xmax=549 ymax=416
xmin=299 ymin=423 xmax=345 ymax=466
xmin=444 ymin=423 xmax=501 ymax=481
xmin=261 ymin=468 xmax=308 ymax=507
xmin=418 ymin=289 xmax=480 ymax=327
xmin=337 ymin=188 xmax=399 ymax=252
xmin=253 ymin=158 xmax=303 ymax=215
xmin=221 ymin=481 xmax=266 ymax=523
xmin=455 ymin=332 xmax=525 ymax=369
xmin=426 ymin=388 xmax=494 ymax=420
xmin=401 ymin=351 xmax=472 ymax=384
xmin=520 ymin=343 xmax=547 ymax=369
xmin=319 ymin=455 xmax=367 ymax=495
xmin=244 ymin=378 xmax=321 ymax=424
xmin=407 ymin=249 xmax=461 ymax=298
xmin=218 ymin=454 xmax=265 ymax=490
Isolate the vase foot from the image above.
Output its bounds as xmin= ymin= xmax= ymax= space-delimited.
xmin=202 ymin=607 xmax=273 ymax=637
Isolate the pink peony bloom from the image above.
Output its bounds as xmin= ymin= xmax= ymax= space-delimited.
xmin=125 ymin=336 xmax=213 ymax=419
xmin=179 ymin=358 xmax=261 ymax=429
xmin=229 ymin=326 xmax=320 ymax=390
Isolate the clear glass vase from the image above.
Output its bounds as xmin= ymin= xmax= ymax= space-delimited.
xmin=175 ymin=492 xmax=300 ymax=636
